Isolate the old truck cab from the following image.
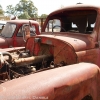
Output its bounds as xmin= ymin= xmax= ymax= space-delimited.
xmin=0 ymin=19 xmax=40 ymax=48
xmin=41 ymin=4 xmax=100 ymax=67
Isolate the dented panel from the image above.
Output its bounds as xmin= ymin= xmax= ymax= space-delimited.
xmin=0 ymin=63 xmax=99 ymax=100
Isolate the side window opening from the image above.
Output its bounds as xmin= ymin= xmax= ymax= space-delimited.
xmin=17 ymin=24 xmax=36 ymax=37
xmin=45 ymin=19 xmax=61 ymax=32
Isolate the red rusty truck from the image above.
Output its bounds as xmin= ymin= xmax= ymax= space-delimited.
xmin=0 ymin=4 xmax=100 ymax=100
xmin=0 ymin=19 xmax=40 ymax=48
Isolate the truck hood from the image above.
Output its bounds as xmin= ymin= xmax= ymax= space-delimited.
xmin=0 ymin=36 xmax=8 ymax=48
xmin=26 ymin=33 xmax=96 ymax=65
xmin=38 ymin=33 xmax=95 ymax=52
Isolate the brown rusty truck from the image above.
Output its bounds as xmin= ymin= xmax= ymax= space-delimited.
xmin=0 ymin=4 xmax=100 ymax=100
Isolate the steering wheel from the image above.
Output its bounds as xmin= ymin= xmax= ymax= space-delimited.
xmin=52 ymin=25 xmax=66 ymax=32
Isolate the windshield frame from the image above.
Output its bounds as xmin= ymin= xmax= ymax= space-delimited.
xmin=44 ymin=9 xmax=97 ymax=34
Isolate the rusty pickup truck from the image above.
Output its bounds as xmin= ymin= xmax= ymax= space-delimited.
xmin=0 ymin=4 xmax=100 ymax=100
xmin=0 ymin=19 xmax=40 ymax=48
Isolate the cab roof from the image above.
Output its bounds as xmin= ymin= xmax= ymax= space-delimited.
xmin=6 ymin=19 xmax=39 ymax=25
xmin=48 ymin=4 xmax=100 ymax=17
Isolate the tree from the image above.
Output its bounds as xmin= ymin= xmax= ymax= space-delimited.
xmin=6 ymin=5 xmax=16 ymax=17
xmin=40 ymin=14 xmax=47 ymax=18
xmin=5 ymin=0 xmax=38 ymax=19
xmin=18 ymin=11 xmax=31 ymax=19
xmin=15 ymin=0 xmax=38 ymax=19
xmin=0 ymin=5 xmax=4 ymax=15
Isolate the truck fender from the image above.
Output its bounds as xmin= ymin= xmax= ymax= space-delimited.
xmin=0 ymin=63 xmax=99 ymax=100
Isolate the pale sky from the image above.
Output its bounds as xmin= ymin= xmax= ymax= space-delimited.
xmin=0 ymin=0 xmax=100 ymax=16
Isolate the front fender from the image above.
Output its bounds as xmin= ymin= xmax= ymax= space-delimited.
xmin=0 ymin=63 xmax=99 ymax=100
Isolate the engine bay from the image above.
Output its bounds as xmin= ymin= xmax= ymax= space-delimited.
xmin=0 ymin=36 xmax=77 ymax=83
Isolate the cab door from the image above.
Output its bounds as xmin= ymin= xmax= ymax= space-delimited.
xmin=15 ymin=25 xmax=25 ymax=47
xmin=16 ymin=24 xmax=37 ymax=47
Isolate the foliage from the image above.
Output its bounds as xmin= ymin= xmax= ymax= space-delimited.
xmin=5 ymin=0 xmax=38 ymax=19
xmin=6 ymin=5 xmax=16 ymax=16
xmin=0 ymin=5 xmax=4 ymax=15
xmin=18 ymin=11 xmax=31 ymax=19
xmin=40 ymin=14 xmax=47 ymax=18
xmin=15 ymin=0 xmax=38 ymax=19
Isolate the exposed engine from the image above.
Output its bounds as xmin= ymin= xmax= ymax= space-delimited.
xmin=0 ymin=36 xmax=77 ymax=83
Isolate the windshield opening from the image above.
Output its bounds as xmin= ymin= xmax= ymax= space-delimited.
xmin=45 ymin=10 xmax=97 ymax=34
xmin=1 ymin=22 xmax=16 ymax=37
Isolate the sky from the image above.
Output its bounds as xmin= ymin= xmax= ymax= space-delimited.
xmin=0 ymin=0 xmax=100 ymax=16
